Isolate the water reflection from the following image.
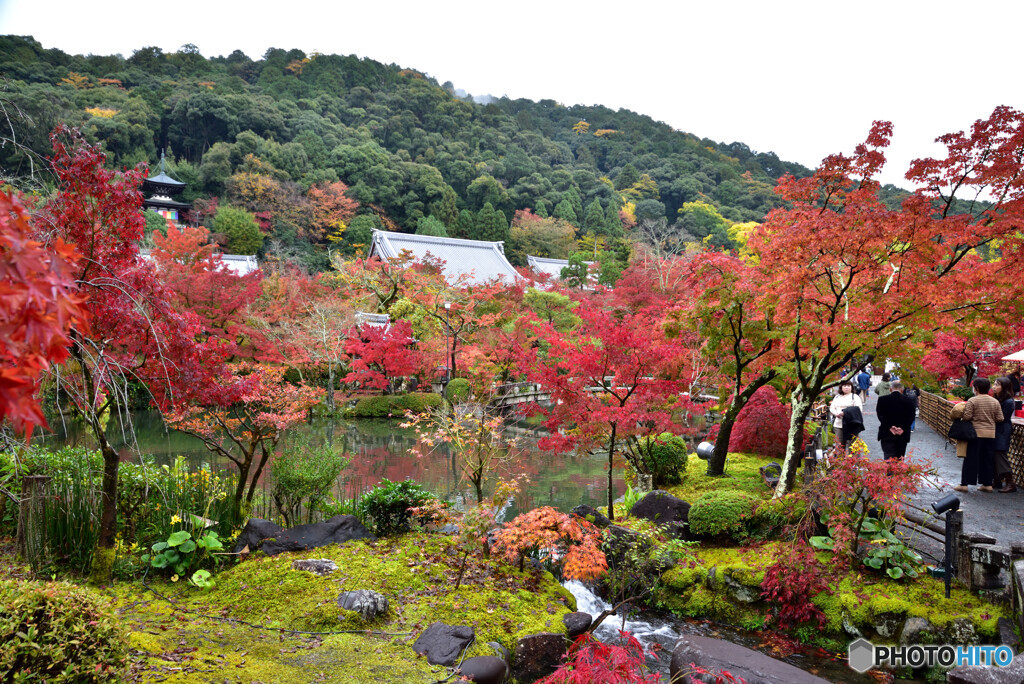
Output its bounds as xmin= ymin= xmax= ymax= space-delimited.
xmin=38 ymin=410 xmax=622 ymax=519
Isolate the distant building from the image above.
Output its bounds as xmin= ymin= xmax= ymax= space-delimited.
xmin=527 ymin=255 xmax=595 ymax=283
xmin=369 ymin=230 xmax=521 ymax=285
xmin=139 ymin=249 xmax=259 ymax=276
xmin=142 ymin=151 xmax=191 ymax=223
xmin=354 ymin=311 xmax=390 ymax=330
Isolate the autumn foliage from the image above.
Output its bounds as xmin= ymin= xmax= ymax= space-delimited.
xmin=343 ymin=319 xmax=418 ymax=393
xmin=536 ymin=632 xmax=660 ymax=684
xmin=0 ymin=191 xmax=87 ymax=434
xmin=726 ymin=386 xmax=790 ymax=459
xmin=492 ymin=507 xmax=607 ymax=581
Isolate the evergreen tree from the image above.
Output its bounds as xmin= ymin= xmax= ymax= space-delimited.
xmin=560 ymin=252 xmax=589 ymax=289
xmin=553 ymin=199 xmax=577 ymax=224
xmin=416 ymin=215 xmax=448 ymax=237
xmin=584 ymin=198 xmax=606 ymax=235
xmin=430 ymin=185 xmax=459 ymax=229
xmin=213 ymin=206 xmax=263 ymax=255
xmin=535 ymin=201 xmax=549 ymax=218
xmin=473 ymin=202 xmax=509 ymax=242
xmin=453 ymin=209 xmax=476 ymax=239
xmin=605 ymin=202 xmax=624 ymax=236
xmin=614 ymin=162 xmax=640 ymax=191
xmin=564 ymin=188 xmax=584 ymax=227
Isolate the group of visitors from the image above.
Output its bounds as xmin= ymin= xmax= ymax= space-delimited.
xmin=952 ymin=376 xmax=1017 ymax=494
xmin=830 ymin=369 xmax=918 ymax=460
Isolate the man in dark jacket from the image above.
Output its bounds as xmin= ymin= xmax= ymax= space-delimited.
xmin=876 ymin=382 xmax=917 ymax=459
xmin=856 ymin=369 xmax=872 ymax=402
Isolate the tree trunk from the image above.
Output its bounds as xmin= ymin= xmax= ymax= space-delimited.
xmin=246 ymin=441 xmax=276 ymax=512
xmin=326 ymin=364 xmax=336 ymax=412
xmin=90 ymin=440 xmax=121 ymax=584
xmin=607 ymin=423 xmax=618 ymax=522
xmin=774 ymin=394 xmax=814 ymax=497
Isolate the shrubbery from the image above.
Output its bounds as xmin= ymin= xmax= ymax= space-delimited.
xmin=271 ymin=436 xmax=348 ymax=527
xmin=728 ymin=386 xmax=790 ymax=459
xmin=630 ymin=433 xmax=688 ymax=487
xmin=0 ymin=580 xmax=127 ymax=682
xmin=688 ymin=490 xmax=758 ymax=541
xmin=358 ymin=478 xmax=438 ymax=536
xmin=346 ymin=393 xmax=443 ymax=418
xmin=445 ymin=378 xmax=471 ymax=403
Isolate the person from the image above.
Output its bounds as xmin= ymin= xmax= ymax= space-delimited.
xmin=874 ymin=372 xmax=893 ymax=398
xmin=876 ymin=382 xmax=917 ymax=459
xmin=856 ymin=368 xmax=872 ymax=402
xmin=829 ymin=380 xmax=863 ymax=448
xmin=904 ymin=383 xmax=920 ymax=431
xmin=993 ymin=376 xmax=1017 ymax=493
xmin=953 ymin=377 xmax=1004 ymax=493
xmin=1011 ymin=369 xmax=1021 ymax=397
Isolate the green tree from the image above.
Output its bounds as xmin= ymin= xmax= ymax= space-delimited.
xmin=453 ymin=208 xmax=476 ymax=239
xmin=473 ymin=202 xmax=509 ymax=242
xmin=416 ymin=215 xmax=448 ymax=237
xmin=430 ymin=185 xmax=459 ymax=229
xmin=553 ymin=199 xmax=577 ymax=224
xmin=213 ymin=206 xmax=263 ymax=255
xmin=614 ymin=163 xmax=640 ymax=191
xmin=678 ymin=200 xmax=732 ymax=250
xmin=564 ymin=188 xmax=584 ymax=227
xmin=535 ymin=201 xmax=549 ymax=218
xmin=583 ymin=198 xmax=606 ymax=235
xmin=605 ymin=202 xmax=624 ymax=236
xmin=560 ymin=253 xmax=590 ymax=289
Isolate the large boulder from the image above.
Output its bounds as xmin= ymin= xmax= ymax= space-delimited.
xmin=603 ymin=525 xmax=653 ymax=570
xmin=629 ymin=490 xmax=690 ymax=535
xmin=232 ymin=518 xmax=284 ymax=555
xmin=512 ymin=633 xmax=566 ymax=682
xmin=456 ymin=655 xmax=508 ymax=684
xmin=336 ymin=589 xmax=388 ymax=620
xmin=947 ymin=657 xmax=1024 ymax=684
xmin=670 ymin=635 xmax=829 ymax=684
xmin=260 ymin=515 xmax=376 ymax=556
xmin=562 ymin=612 xmax=592 ymax=639
xmin=571 ymin=505 xmax=610 ymax=528
xmin=412 ymin=623 xmax=475 ymax=666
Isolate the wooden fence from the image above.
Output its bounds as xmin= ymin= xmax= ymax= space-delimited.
xmin=918 ymin=390 xmax=1024 ymax=487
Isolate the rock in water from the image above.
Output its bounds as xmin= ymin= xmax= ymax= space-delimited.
xmin=512 ymin=633 xmax=565 ymax=682
xmin=336 ymin=589 xmax=388 ymax=620
xmin=562 ymin=612 xmax=592 ymax=638
xmin=260 ymin=515 xmax=376 ymax=556
xmin=291 ymin=558 xmax=337 ymax=576
xmin=411 ymin=623 xmax=475 ymax=666
xmin=670 ymin=635 xmax=829 ymax=684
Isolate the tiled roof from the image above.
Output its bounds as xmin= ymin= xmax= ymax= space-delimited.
xmin=526 ymin=255 xmax=593 ymax=280
xmin=370 ymin=230 xmax=521 ymax=285
xmin=139 ymin=249 xmax=259 ymax=276
xmin=355 ymin=312 xmax=390 ymax=329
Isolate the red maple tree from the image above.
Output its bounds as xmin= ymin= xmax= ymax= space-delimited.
xmin=343 ymin=319 xmax=418 ymax=393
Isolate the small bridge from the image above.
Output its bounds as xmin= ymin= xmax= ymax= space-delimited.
xmin=491 ymin=382 xmax=551 ymax=409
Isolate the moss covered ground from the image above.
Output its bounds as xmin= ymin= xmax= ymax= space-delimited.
xmin=666 ymin=452 xmax=778 ymax=503
xmin=19 ymin=532 xmax=575 ymax=683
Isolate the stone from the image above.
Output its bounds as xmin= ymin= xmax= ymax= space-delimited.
xmin=759 ymin=462 xmax=782 ymax=489
xmin=872 ymin=612 xmax=903 ymax=639
xmin=412 ymin=623 xmax=475 ymax=666
xmin=456 ymin=656 xmax=508 ymax=684
xmin=629 ymin=490 xmax=690 ymax=528
xmin=603 ymin=525 xmax=653 ymax=569
xmin=997 ymin=617 xmax=1019 ymax=651
xmin=571 ymin=505 xmax=610 ymax=528
xmin=260 ymin=515 xmax=376 ymax=556
xmin=562 ymin=612 xmax=592 ymax=638
xmin=669 ymin=635 xmax=829 ymax=684
xmin=719 ymin=572 xmax=761 ymax=604
xmin=232 ymin=518 xmax=284 ymax=555
xmin=947 ymin=656 xmax=1024 ymax=684
xmin=336 ymin=589 xmax=388 ymax=620
xmin=898 ymin=616 xmax=934 ymax=645
xmin=512 ymin=633 xmax=566 ymax=682
xmin=841 ymin=612 xmax=862 ymax=638
xmin=290 ymin=558 xmax=338 ymax=576
xmin=947 ymin=617 xmax=979 ymax=645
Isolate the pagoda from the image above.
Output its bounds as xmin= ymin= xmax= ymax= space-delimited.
xmin=142 ymin=150 xmax=191 ymax=222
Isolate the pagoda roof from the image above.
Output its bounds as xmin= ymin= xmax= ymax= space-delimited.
xmin=144 ymin=196 xmax=192 ymax=211
xmin=144 ymin=171 xmax=186 ymax=188
xmin=369 ymin=230 xmax=521 ymax=285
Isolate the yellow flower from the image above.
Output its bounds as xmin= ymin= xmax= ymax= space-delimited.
xmin=171 ymin=574 xmax=179 ymax=582
xmin=170 ymin=514 xmax=182 ymax=525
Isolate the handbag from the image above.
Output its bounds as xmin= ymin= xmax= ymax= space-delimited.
xmin=947 ymin=418 xmax=976 ymax=441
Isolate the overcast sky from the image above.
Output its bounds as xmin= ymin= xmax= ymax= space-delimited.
xmin=2 ymin=0 xmax=1022 ymax=188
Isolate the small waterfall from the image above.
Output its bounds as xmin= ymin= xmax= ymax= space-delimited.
xmin=563 ymin=580 xmax=680 ymax=651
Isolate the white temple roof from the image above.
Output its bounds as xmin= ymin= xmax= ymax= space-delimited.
xmin=369 ymin=230 xmax=520 ymax=285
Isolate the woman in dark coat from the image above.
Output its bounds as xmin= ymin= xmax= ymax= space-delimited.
xmin=993 ymin=376 xmax=1017 ymax=493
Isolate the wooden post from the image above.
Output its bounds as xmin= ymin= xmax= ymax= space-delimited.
xmin=16 ymin=475 xmax=50 ymax=566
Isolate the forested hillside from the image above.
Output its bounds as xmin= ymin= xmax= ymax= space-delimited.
xmin=0 ymin=35 xmax=838 ymax=271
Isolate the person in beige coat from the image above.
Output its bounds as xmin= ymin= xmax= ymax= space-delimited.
xmin=953 ymin=377 xmax=1004 ymax=493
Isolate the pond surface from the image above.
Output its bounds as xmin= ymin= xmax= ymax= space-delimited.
xmin=37 ymin=409 xmax=624 ymax=519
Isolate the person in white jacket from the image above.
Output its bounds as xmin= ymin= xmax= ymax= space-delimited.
xmin=829 ymin=380 xmax=864 ymax=447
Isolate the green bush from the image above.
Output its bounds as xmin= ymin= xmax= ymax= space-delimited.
xmin=445 ymin=378 xmax=471 ymax=403
xmin=949 ymin=386 xmax=974 ymax=401
xmin=688 ymin=490 xmax=758 ymax=541
xmin=359 ymin=478 xmax=437 ymax=536
xmin=0 ymin=579 xmax=127 ymax=682
xmin=347 ymin=393 xmax=443 ymax=418
xmin=748 ymin=494 xmax=808 ymax=539
xmin=272 ymin=435 xmax=348 ymax=527
xmin=631 ymin=433 xmax=688 ymax=487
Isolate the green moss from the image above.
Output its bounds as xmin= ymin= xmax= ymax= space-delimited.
xmin=666 ymin=453 xmax=777 ymax=503
xmin=89 ymin=546 xmax=116 ymax=585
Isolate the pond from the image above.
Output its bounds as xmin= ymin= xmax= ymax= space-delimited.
xmin=36 ymin=409 xmax=626 ymax=520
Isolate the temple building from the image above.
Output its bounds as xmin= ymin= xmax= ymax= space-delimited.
xmin=142 ymin=151 xmax=191 ymax=223
xmin=368 ymin=230 xmax=521 ymax=285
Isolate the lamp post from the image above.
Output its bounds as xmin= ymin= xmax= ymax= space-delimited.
xmin=932 ymin=493 xmax=961 ymax=599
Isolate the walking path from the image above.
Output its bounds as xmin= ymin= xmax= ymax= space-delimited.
xmin=856 ymin=391 xmax=1024 ymax=559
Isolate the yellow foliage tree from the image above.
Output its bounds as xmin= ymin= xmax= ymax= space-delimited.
xmin=572 ymin=120 xmax=591 ymax=136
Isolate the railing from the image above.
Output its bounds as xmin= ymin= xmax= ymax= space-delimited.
xmin=918 ymin=390 xmax=1024 ymax=487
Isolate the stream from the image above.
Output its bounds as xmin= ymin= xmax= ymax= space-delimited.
xmin=563 ymin=580 xmax=892 ymax=683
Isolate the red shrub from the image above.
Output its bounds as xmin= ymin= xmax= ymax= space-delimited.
xmin=728 ymin=386 xmax=790 ymax=459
